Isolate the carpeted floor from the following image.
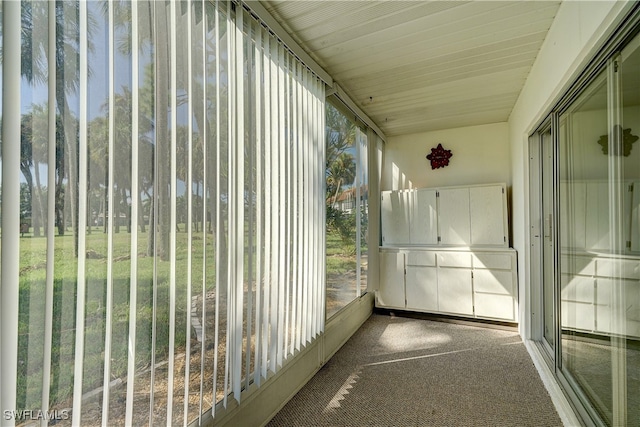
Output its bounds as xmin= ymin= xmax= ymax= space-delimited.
xmin=268 ymin=313 xmax=563 ymax=427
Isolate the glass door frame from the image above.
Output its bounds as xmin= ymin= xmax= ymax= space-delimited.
xmin=529 ymin=119 xmax=558 ymax=366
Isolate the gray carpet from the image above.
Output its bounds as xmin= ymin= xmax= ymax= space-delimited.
xmin=268 ymin=313 xmax=563 ymax=427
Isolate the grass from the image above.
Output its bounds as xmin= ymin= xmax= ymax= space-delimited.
xmin=14 ymin=224 xmax=362 ymax=414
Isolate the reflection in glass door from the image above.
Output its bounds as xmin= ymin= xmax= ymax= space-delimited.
xmin=532 ymin=31 xmax=640 ymax=424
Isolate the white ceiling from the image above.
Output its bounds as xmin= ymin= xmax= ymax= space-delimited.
xmin=260 ymin=0 xmax=562 ymax=137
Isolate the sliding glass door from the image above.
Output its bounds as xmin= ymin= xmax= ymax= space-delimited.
xmin=531 ymin=28 xmax=640 ymax=426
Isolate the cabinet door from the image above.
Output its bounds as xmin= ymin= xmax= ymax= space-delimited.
xmin=381 ymin=190 xmax=411 ymax=245
xmin=378 ymin=251 xmax=406 ymax=308
xmin=437 ymin=268 xmax=473 ymax=315
xmin=438 ymin=188 xmax=471 ymax=245
xmin=469 ymin=185 xmax=506 ymax=246
xmin=473 ymin=269 xmax=515 ymax=320
xmin=406 ymin=266 xmax=438 ymax=311
xmin=410 ymin=189 xmax=438 ymax=245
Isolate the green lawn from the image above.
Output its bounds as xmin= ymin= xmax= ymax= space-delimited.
xmin=14 ymin=225 xmax=361 ymax=411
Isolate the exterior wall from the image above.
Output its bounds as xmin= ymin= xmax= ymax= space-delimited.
xmin=382 ymin=122 xmax=510 ymax=191
xmin=508 ymin=0 xmax=633 ymax=339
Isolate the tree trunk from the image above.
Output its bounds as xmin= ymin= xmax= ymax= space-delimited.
xmin=33 ymin=160 xmax=46 ymax=237
xmin=58 ymin=91 xmax=79 ymax=255
xmin=155 ymin=2 xmax=171 ymax=261
xmin=138 ymin=191 xmax=146 ymax=232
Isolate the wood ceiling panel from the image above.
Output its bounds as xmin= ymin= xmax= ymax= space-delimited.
xmin=260 ymin=0 xmax=562 ymax=136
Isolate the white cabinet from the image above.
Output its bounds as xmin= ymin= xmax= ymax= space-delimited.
xmin=472 ymin=253 xmax=516 ymax=320
xmin=377 ymin=248 xmax=517 ymax=321
xmin=410 ymin=189 xmax=438 ymax=245
xmin=438 ymin=188 xmax=471 ymax=245
xmin=378 ymin=250 xmax=405 ymax=308
xmin=381 ymin=183 xmax=508 ymax=247
xmin=470 ymin=185 xmax=507 ymax=246
xmin=405 ymin=251 xmax=438 ymax=312
xmin=438 ymin=267 xmax=474 ymax=315
xmin=381 ymin=190 xmax=411 ymax=245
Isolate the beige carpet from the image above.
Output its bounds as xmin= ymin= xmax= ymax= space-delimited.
xmin=268 ymin=313 xmax=563 ymax=427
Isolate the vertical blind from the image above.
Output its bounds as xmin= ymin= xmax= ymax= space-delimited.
xmin=0 ymin=1 xmax=326 ymax=425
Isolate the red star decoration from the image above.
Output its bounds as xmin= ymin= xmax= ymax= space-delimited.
xmin=426 ymin=143 xmax=452 ymax=169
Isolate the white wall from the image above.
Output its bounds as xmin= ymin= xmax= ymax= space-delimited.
xmin=382 ymin=122 xmax=510 ymax=191
xmin=508 ymin=0 xmax=634 ymax=338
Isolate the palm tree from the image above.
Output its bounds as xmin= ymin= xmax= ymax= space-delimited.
xmin=1 ymin=1 xmax=98 ymax=253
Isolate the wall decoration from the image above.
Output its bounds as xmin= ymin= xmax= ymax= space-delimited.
xmin=426 ymin=143 xmax=453 ymax=169
xmin=597 ymin=126 xmax=638 ymax=156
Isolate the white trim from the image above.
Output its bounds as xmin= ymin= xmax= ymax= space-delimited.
xmin=524 ymin=341 xmax=581 ymax=427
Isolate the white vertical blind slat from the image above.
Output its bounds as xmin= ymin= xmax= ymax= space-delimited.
xmin=184 ymin=3 xmax=194 ymax=424
xmin=0 ymin=1 xmax=20 ymax=422
xmin=295 ymin=61 xmax=303 ymax=352
xmin=233 ymin=6 xmax=245 ymax=403
xmin=198 ymin=0 xmax=208 ymax=420
xmin=224 ymin=0 xmax=234 ymax=408
xmin=42 ymin=2 xmax=58 ymax=424
xmin=244 ymin=9 xmax=255 ymax=394
xmin=71 ymin=1 xmax=89 ymax=423
xmin=269 ymin=35 xmax=279 ymax=374
xmin=312 ymin=76 xmax=319 ymax=335
xmin=304 ymin=70 xmax=312 ymax=343
xmin=283 ymin=51 xmax=291 ymax=359
xmin=277 ymin=42 xmax=286 ymax=368
xmin=316 ymin=79 xmax=327 ymax=332
xmin=290 ymin=58 xmax=300 ymax=354
xmin=125 ymin=1 xmax=140 ymax=424
xmin=149 ymin=2 xmax=159 ymax=424
xmin=212 ymin=0 xmax=221 ymax=414
xmin=253 ymin=21 xmax=264 ymax=387
xmin=261 ymin=25 xmax=272 ymax=380
xmin=167 ymin=1 xmax=178 ymax=423
xmin=5 ymin=2 xmax=329 ymax=423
